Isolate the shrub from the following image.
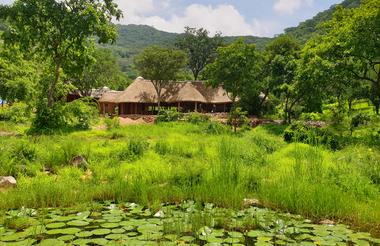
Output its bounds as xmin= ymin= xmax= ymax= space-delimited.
xmin=300 ymin=112 xmax=322 ymax=121
xmin=154 ymin=140 xmax=171 ymax=155
xmin=29 ymin=101 xmax=67 ymax=134
xmin=350 ymin=112 xmax=370 ymax=134
xmin=105 ymin=116 xmax=120 ymax=130
xmin=228 ymin=107 xmax=249 ymax=133
xmin=156 ymin=109 xmax=183 ymax=123
xmin=284 ymin=122 xmax=345 ymax=150
xmin=185 ymin=112 xmax=210 ymax=124
xmin=12 ymin=140 xmax=37 ymax=162
xmin=0 ymin=103 xmax=31 ymax=123
xmin=118 ymin=138 xmax=149 ymax=161
xmin=64 ymin=99 xmax=98 ymax=130
xmin=204 ymin=122 xmax=229 ymax=135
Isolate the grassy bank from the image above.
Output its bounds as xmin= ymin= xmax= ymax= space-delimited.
xmin=0 ymin=122 xmax=379 ymax=235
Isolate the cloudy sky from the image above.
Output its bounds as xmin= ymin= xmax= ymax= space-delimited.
xmin=0 ymin=0 xmax=343 ymax=37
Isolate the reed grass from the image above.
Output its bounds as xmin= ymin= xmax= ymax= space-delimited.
xmin=0 ymin=122 xmax=379 ymax=234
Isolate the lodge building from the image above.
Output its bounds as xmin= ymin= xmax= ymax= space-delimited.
xmin=99 ymin=77 xmax=233 ymax=115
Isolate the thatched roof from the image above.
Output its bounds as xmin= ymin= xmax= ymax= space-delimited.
xmin=99 ymin=77 xmax=233 ymax=104
xmin=98 ymin=91 xmax=123 ymax=103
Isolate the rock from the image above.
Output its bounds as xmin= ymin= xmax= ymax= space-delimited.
xmin=154 ymin=210 xmax=165 ymax=218
xmin=319 ymin=219 xmax=335 ymax=225
xmin=0 ymin=176 xmax=17 ymax=188
xmin=71 ymin=156 xmax=88 ymax=170
xmin=243 ymin=198 xmax=262 ymax=208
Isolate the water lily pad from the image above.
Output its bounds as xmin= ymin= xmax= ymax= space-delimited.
xmin=246 ymin=230 xmax=263 ymax=238
xmin=0 ymin=232 xmax=26 ymax=242
xmin=24 ymin=225 xmax=46 ymax=235
xmin=137 ymin=224 xmax=161 ymax=233
xmin=179 ymin=236 xmax=195 ymax=242
xmin=105 ymin=233 xmax=128 ymax=240
xmin=57 ymin=235 xmax=75 ymax=241
xmin=91 ymin=228 xmax=111 ymax=236
xmin=228 ymin=231 xmax=243 ymax=238
xmin=100 ymin=222 xmax=119 ymax=229
xmin=127 ymin=232 xmax=139 ymax=237
xmin=67 ymin=220 xmax=89 ymax=227
xmin=111 ymin=228 xmax=125 ymax=234
xmin=75 ymin=231 xmax=93 ymax=238
xmin=72 ymin=238 xmax=92 ymax=245
xmin=52 ymin=216 xmax=75 ymax=222
xmin=1 ymin=238 xmax=36 ymax=246
xmin=47 ymin=227 xmax=81 ymax=235
xmin=91 ymin=238 xmax=109 ymax=245
xmin=39 ymin=239 xmax=66 ymax=246
xmin=164 ymin=234 xmax=177 ymax=241
xmin=223 ymin=237 xmax=242 ymax=244
xmin=46 ymin=222 xmax=65 ymax=229
xmin=257 ymin=236 xmax=272 ymax=242
xmin=206 ymin=237 xmax=224 ymax=243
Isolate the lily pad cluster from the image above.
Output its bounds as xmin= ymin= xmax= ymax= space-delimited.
xmin=0 ymin=202 xmax=379 ymax=245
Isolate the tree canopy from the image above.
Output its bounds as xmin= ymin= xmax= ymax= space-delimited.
xmin=301 ymin=0 xmax=380 ymax=114
xmin=205 ymin=38 xmax=262 ymax=104
xmin=134 ymin=46 xmax=188 ymax=110
xmin=1 ymin=0 xmax=122 ymax=107
xmin=176 ymin=27 xmax=222 ymax=81
xmin=71 ymin=48 xmax=128 ymax=96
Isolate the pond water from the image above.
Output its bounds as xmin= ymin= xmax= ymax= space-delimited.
xmin=0 ymin=202 xmax=379 ymax=246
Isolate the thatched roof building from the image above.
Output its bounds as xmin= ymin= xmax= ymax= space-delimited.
xmin=99 ymin=77 xmax=233 ymax=115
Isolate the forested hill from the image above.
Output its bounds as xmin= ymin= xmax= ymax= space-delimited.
xmin=285 ymin=0 xmax=360 ymax=43
xmin=102 ymin=24 xmax=272 ymax=78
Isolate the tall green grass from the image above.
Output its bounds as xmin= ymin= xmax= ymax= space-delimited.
xmin=0 ymin=122 xmax=379 ymax=234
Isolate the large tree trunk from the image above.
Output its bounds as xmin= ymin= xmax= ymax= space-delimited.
xmin=48 ymin=62 xmax=61 ymax=107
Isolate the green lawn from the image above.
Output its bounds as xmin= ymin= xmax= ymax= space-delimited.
xmin=0 ymin=122 xmax=379 ymax=235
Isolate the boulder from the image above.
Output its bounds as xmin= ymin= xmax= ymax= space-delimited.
xmin=0 ymin=176 xmax=17 ymax=188
xmin=154 ymin=210 xmax=165 ymax=218
xmin=71 ymin=156 xmax=88 ymax=170
xmin=319 ymin=219 xmax=335 ymax=225
xmin=243 ymin=198 xmax=262 ymax=208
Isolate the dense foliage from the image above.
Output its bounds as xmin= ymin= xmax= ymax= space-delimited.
xmin=134 ymin=46 xmax=188 ymax=110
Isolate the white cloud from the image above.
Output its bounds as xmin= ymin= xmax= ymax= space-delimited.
xmin=274 ymin=0 xmax=314 ymax=14
xmin=116 ymin=2 xmax=277 ymax=37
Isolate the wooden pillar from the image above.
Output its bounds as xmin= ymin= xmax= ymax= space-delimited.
xmin=177 ymin=102 xmax=180 ymax=112
xmin=195 ymin=102 xmax=198 ymax=112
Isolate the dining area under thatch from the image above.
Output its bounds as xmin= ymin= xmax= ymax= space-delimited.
xmin=99 ymin=77 xmax=233 ymax=116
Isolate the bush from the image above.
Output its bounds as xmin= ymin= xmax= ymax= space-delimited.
xmin=12 ymin=141 xmax=37 ymax=162
xmin=64 ymin=99 xmax=98 ymax=130
xmin=284 ymin=122 xmax=345 ymax=150
xmin=118 ymin=138 xmax=149 ymax=161
xmin=156 ymin=109 xmax=183 ymax=123
xmin=185 ymin=112 xmax=210 ymax=124
xmin=204 ymin=122 xmax=229 ymax=135
xmin=105 ymin=116 xmax=120 ymax=130
xmin=0 ymin=103 xmax=31 ymax=123
xmin=30 ymin=101 xmax=67 ymax=134
xmin=228 ymin=107 xmax=250 ymax=133
xmin=300 ymin=112 xmax=322 ymax=121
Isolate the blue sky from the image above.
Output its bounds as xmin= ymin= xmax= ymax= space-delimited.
xmin=0 ymin=0 xmax=343 ymax=37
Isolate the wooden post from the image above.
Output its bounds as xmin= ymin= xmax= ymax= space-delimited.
xmin=195 ymin=102 xmax=198 ymax=112
xmin=177 ymin=102 xmax=181 ymax=112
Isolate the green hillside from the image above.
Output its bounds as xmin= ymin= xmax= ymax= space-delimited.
xmin=285 ymin=0 xmax=361 ymax=43
xmin=103 ymin=0 xmax=360 ymax=78
xmin=102 ymin=24 xmax=272 ymax=78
